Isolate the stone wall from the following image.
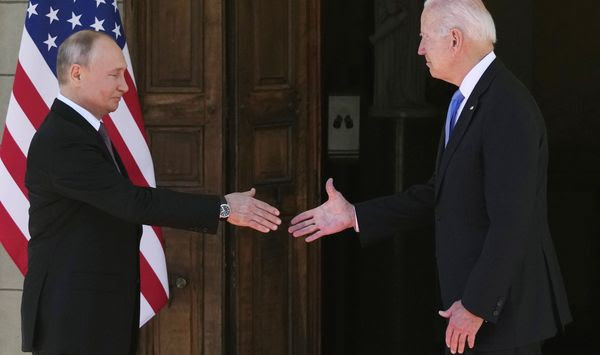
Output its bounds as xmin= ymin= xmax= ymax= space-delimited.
xmin=0 ymin=2 xmax=27 ymax=353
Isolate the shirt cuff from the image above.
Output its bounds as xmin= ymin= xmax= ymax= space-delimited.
xmin=353 ymin=206 xmax=359 ymax=232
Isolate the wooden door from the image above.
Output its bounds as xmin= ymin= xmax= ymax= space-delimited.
xmin=124 ymin=0 xmax=321 ymax=353
xmin=227 ymin=0 xmax=321 ymax=354
xmin=124 ymin=0 xmax=226 ymax=353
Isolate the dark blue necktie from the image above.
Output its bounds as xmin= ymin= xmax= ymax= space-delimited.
xmin=444 ymin=89 xmax=465 ymax=146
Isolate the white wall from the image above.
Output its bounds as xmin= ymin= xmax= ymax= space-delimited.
xmin=0 ymin=1 xmax=27 ymax=353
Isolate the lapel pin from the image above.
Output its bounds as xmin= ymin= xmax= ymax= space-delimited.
xmin=469 ymin=106 xmax=474 ymax=110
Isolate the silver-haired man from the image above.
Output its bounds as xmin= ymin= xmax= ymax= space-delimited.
xmin=289 ymin=1 xmax=571 ymax=354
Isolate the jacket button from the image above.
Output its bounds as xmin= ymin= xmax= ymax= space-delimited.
xmin=497 ymin=300 xmax=504 ymax=307
xmin=493 ymin=310 xmax=500 ymax=317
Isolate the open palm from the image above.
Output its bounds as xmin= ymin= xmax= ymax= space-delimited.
xmin=288 ymin=178 xmax=355 ymax=242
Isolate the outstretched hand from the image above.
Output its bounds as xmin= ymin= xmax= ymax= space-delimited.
xmin=439 ymin=300 xmax=484 ymax=354
xmin=288 ymin=178 xmax=356 ymax=242
xmin=225 ymin=188 xmax=281 ymax=233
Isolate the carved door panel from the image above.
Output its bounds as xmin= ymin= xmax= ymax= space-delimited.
xmin=228 ymin=0 xmax=321 ymax=354
xmin=125 ymin=0 xmax=321 ymax=352
xmin=124 ymin=0 xmax=225 ymax=354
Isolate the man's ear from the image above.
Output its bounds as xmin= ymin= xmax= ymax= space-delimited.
xmin=69 ymin=64 xmax=83 ymax=86
xmin=450 ymin=28 xmax=463 ymax=51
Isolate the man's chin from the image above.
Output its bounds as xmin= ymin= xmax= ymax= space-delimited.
xmin=428 ymin=68 xmax=440 ymax=79
xmin=108 ymin=102 xmax=120 ymax=113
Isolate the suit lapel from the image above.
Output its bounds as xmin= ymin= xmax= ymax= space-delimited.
xmin=433 ymin=130 xmax=445 ymax=179
xmin=112 ymin=144 xmax=129 ymax=179
xmin=434 ymin=59 xmax=503 ymax=200
xmin=51 ymin=99 xmax=128 ymax=177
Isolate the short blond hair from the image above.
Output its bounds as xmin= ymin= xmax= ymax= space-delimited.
xmin=56 ymin=30 xmax=115 ymax=85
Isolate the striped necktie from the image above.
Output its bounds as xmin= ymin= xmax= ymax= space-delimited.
xmin=98 ymin=122 xmax=121 ymax=173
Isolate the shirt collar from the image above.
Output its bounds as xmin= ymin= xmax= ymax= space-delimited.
xmin=56 ymin=93 xmax=102 ymax=131
xmin=458 ymin=51 xmax=496 ymax=99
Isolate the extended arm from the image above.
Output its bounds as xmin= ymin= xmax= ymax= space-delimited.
xmin=44 ymin=138 xmax=280 ymax=233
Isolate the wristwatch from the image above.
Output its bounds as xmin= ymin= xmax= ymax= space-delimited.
xmin=219 ymin=197 xmax=231 ymax=220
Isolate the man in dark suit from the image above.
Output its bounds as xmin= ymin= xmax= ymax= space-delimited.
xmin=22 ymin=30 xmax=281 ymax=355
xmin=289 ymin=0 xmax=571 ymax=354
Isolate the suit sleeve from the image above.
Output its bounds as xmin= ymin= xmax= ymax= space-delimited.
xmin=355 ymin=176 xmax=435 ymax=247
xmin=49 ymin=137 xmax=220 ymax=233
xmin=461 ymin=95 xmax=541 ymax=323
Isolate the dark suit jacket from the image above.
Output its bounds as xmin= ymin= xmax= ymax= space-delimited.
xmin=355 ymin=59 xmax=572 ymax=350
xmin=22 ymin=99 xmax=221 ymax=354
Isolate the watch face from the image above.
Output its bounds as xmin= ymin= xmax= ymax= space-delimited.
xmin=220 ymin=204 xmax=231 ymax=218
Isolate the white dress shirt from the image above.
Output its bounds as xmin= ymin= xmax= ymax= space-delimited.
xmin=455 ymin=51 xmax=496 ymax=123
xmin=56 ymin=94 xmax=102 ymax=131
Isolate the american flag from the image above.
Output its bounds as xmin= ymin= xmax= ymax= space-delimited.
xmin=0 ymin=0 xmax=169 ymax=326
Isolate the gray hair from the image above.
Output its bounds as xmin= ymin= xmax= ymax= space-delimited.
xmin=423 ymin=0 xmax=496 ymax=44
xmin=56 ymin=30 xmax=113 ymax=85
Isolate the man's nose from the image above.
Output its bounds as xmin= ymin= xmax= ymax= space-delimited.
xmin=417 ymin=41 xmax=425 ymax=55
xmin=119 ymin=76 xmax=129 ymax=93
